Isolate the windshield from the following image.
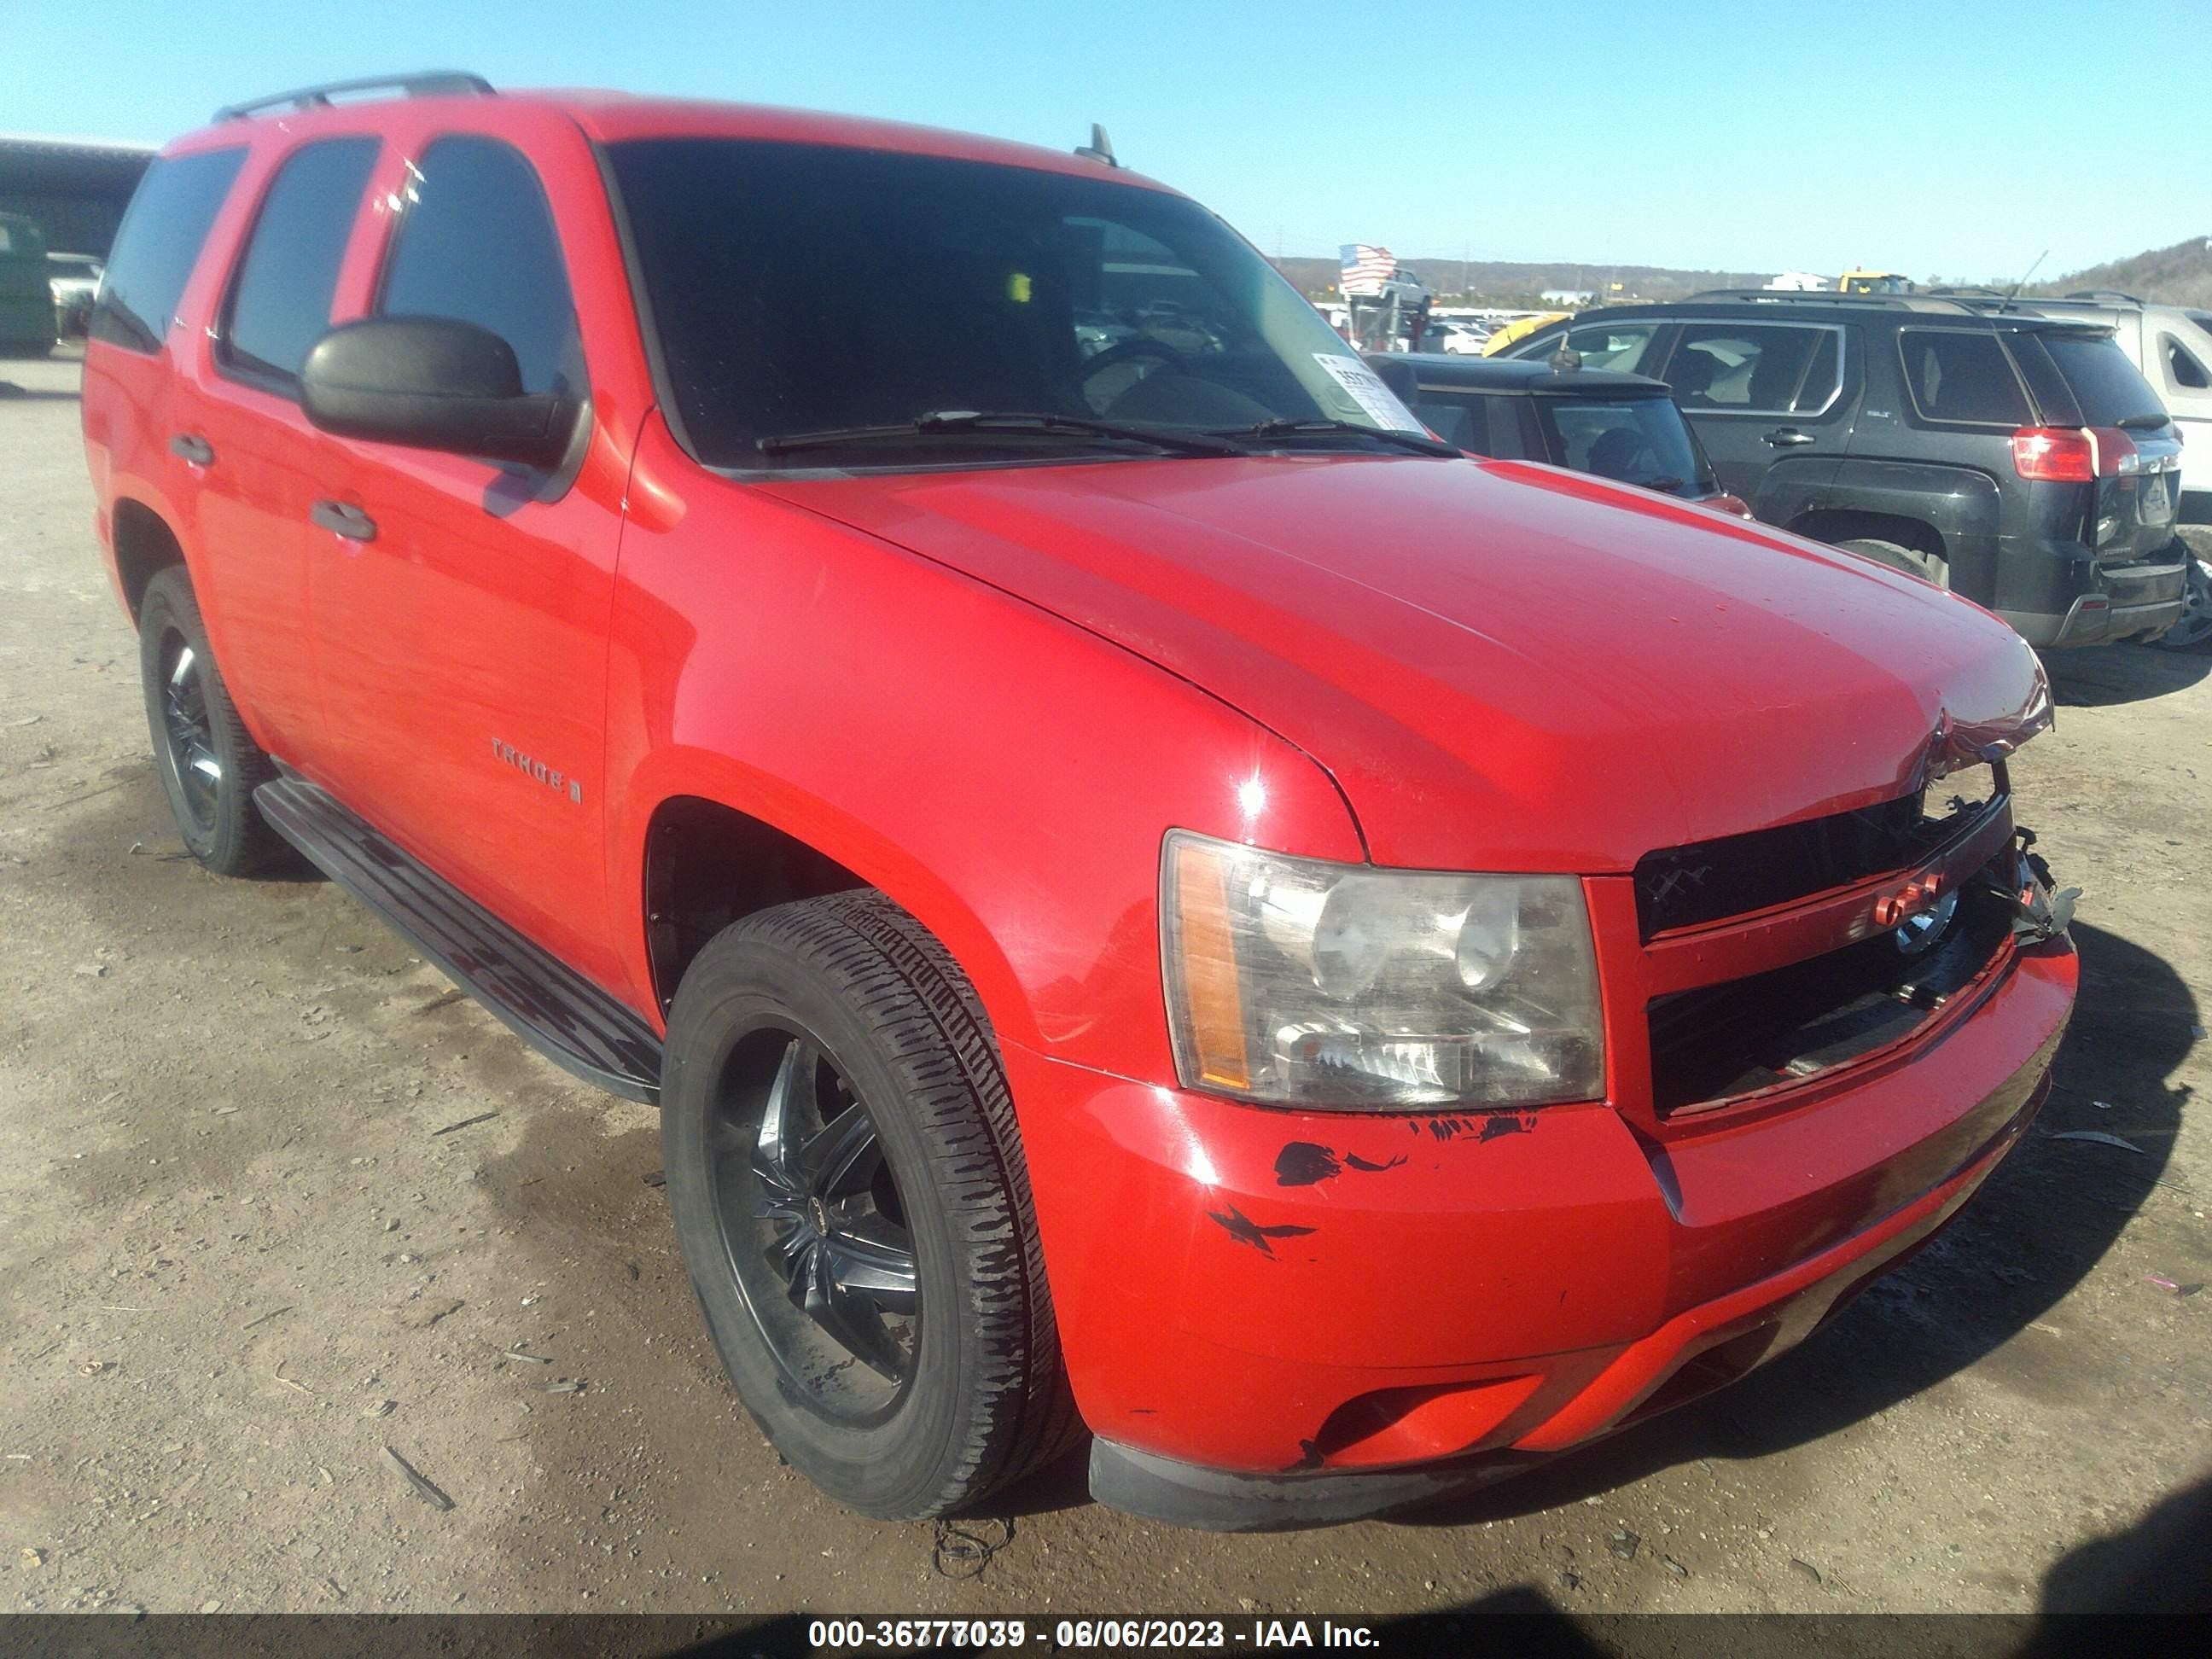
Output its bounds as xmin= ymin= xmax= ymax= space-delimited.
xmin=606 ymin=138 xmax=1420 ymax=467
xmin=1534 ymin=395 xmax=1714 ymax=496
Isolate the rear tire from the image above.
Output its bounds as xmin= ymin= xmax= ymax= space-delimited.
xmin=2153 ymin=551 xmax=2212 ymax=652
xmin=1837 ymin=537 xmax=1948 ymax=588
xmin=137 ymin=568 xmax=282 ymax=876
xmin=661 ymin=890 xmax=1080 ymax=1517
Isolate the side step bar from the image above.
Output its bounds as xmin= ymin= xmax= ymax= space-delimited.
xmin=254 ymin=772 xmax=664 ymax=1103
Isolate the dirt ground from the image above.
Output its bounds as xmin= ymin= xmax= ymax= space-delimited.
xmin=3 ymin=347 xmax=2208 ymax=1622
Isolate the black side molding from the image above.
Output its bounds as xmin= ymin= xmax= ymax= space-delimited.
xmin=254 ymin=771 xmax=663 ymax=1103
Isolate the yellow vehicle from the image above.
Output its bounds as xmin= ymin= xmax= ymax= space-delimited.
xmin=1838 ymin=269 xmax=1912 ymax=295
xmin=1478 ymin=310 xmax=1570 ymax=357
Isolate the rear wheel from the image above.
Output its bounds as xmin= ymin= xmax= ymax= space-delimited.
xmin=1837 ymin=537 xmax=1948 ymax=588
xmin=2154 ymin=552 xmax=2212 ymax=651
xmin=137 ymin=568 xmax=282 ymax=876
xmin=661 ymin=890 xmax=1080 ymax=1517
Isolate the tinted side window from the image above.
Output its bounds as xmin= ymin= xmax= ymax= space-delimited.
xmin=221 ymin=137 xmax=379 ymax=387
xmin=1561 ymin=322 xmax=1656 ymax=373
xmin=2161 ymin=334 xmax=2209 ymax=392
xmin=1411 ymin=392 xmax=1511 ymax=455
xmin=379 ymin=137 xmax=581 ymax=396
xmin=1897 ymin=330 xmax=2029 ymax=426
xmin=90 ymin=148 xmax=247 ymax=353
xmin=1668 ymin=323 xmax=1827 ymax=414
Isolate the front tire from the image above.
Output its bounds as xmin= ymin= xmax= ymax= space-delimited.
xmin=1837 ymin=537 xmax=1948 ymax=588
xmin=137 ymin=568 xmax=282 ymax=876
xmin=661 ymin=890 xmax=1079 ymax=1517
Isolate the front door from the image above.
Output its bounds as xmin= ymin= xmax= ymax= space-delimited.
xmin=305 ymin=127 xmax=626 ymax=988
xmin=1653 ymin=319 xmax=1854 ymax=508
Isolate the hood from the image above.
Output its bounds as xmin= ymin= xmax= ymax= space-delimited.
xmin=757 ymin=454 xmax=2050 ymax=872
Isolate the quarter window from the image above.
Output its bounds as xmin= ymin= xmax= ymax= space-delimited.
xmin=379 ymin=137 xmax=581 ymax=396
xmin=220 ymin=137 xmax=380 ymax=387
xmin=2163 ymin=334 xmax=2209 ymax=392
xmin=90 ymin=147 xmax=247 ymax=354
xmin=1897 ymin=330 xmax=2029 ymax=426
xmin=1667 ymin=323 xmax=1837 ymax=415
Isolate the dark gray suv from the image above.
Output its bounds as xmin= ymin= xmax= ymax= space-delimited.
xmin=1505 ymin=293 xmax=2189 ymax=648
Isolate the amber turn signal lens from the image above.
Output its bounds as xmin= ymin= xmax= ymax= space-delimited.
xmin=1171 ymin=836 xmax=1251 ymax=1090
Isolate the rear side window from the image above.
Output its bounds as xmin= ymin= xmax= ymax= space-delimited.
xmin=90 ymin=148 xmax=247 ymax=353
xmin=2164 ymin=335 xmax=2209 ymax=392
xmin=1536 ymin=396 xmax=1712 ymax=496
xmin=2035 ymin=332 xmax=2168 ymax=426
xmin=1667 ymin=323 xmax=1837 ymax=415
xmin=219 ymin=137 xmax=379 ymax=388
xmin=378 ymin=136 xmax=582 ymax=396
xmin=1896 ymin=330 xmax=2029 ymax=426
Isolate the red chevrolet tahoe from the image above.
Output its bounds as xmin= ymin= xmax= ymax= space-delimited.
xmin=81 ymin=75 xmax=2076 ymax=1530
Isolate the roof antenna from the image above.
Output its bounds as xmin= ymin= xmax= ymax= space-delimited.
xmin=2000 ymin=249 xmax=2048 ymax=313
xmin=1074 ymin=123 xmax=1119 ymax=168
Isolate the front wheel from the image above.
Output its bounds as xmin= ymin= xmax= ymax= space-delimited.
xmin=661 ymin=891 xmax=1080 ymax=1517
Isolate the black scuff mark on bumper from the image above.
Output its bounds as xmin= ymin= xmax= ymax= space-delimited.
xmin=1206 ymin=1203 xmax=1319 ymax=1258
xmin=1274 ymin=1143 xmax=1409 ymax=1185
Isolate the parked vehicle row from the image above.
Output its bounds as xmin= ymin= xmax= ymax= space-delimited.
xmin=85 ymin=74 xmax=2078 ymax=1532
xmin=1501 ymin=293 xmax=2193 ymax=649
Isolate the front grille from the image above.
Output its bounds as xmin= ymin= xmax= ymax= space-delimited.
xmin=1633 ymin=767 xmax=1995 ymax=939
xmin=1647 ymin=880 xmax=2011 ymax=1117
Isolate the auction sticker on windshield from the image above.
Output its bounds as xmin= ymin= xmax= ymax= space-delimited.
xmin=1314 ymin=354 xmax=1421 ymax=431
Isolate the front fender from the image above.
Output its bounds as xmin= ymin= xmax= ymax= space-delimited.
xmin=603 ymin=416 xmax=1365 ymax=1082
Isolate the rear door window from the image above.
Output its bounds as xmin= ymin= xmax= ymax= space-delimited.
xmin=1667 ymin=323 xmax=1837 ymax=414
xmin=90 ymin=147 xmax=247 ymax=353
xmin=219 ymin=137 xmax=380 ymax=389
xmin=377 ymin=136 xmax=582 ymax=396
xmin=1896 ymin=329 xmax=2029 ymax=426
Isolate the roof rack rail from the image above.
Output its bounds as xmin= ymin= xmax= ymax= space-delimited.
xmin=1683 ymin=288 xmax=1971 ymax=311
xmin=213 ymin=73 xmax=493 ymax=123
xmin=2062 ymin=288 xmax=2145 ymax=305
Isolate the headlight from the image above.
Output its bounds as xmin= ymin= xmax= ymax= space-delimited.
xmin=1160 ymin=830 xmax=1604 ymax=1109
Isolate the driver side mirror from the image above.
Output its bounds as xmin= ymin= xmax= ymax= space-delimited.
xmin=300 ymin=317 xmax=574 ymax=469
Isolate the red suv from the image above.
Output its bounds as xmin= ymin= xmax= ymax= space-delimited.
xmin=83 ymin=75 xmax=2077 ymax=1529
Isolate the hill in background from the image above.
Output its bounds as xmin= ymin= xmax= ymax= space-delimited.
xmin=2035 ymin=236 xmax=2212 ymax=308
xmin=1274 ymin=235 xmax=2212 ymax=310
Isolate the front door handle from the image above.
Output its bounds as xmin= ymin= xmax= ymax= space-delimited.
xmin=310 ymin=499 xmax=377 ymax=543
xmin=169 ymin=433 xmax=215 ymax=466
xmin=1763 ymin=428 xmax=1816 ymax=447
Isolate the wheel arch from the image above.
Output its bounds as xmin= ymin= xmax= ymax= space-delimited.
xmin=1786 ymin=505 xmax=1949 ymax=564
xmin=110 ymin=493 xmax=190 ymax=623
xmin=625 ymin=756 xmax=1041 ymax=1055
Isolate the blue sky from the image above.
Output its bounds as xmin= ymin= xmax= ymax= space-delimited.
xmin=8 ymin=0 xmax=2204 ymax=280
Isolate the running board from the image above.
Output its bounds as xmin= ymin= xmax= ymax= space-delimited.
xmin=254 ymin=773 xmax=663 ymax=1103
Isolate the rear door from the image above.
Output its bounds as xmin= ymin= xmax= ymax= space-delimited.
xmin=170 ymin=133 xmax=385 ymax=764
xmin=303 ymin=114 xmax=634 ymax=987
xmin=1648 ymin=319 xmax=1851 ymax=504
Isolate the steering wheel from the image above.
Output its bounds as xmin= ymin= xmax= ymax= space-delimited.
xmin=1080 ymin=335 xmax=1190 ymax=387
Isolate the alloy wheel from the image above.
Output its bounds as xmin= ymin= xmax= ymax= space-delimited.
xmin=159 ymin=634 xmax=222 ymax=833
xmin=707 ymin=1027 xmax=920 ymax=1422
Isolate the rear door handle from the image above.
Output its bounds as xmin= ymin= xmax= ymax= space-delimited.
xmin=310 ymin=499 xmax=378 ymax=543
xmin=1763 ymin=428 xmax=1816 ymax=447
xmin=169 ymin=433 xmax=215 ymax=466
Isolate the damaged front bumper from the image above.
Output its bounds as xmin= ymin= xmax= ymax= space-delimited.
xmin=1003 ymin=859 xmax=2078 ymax=1531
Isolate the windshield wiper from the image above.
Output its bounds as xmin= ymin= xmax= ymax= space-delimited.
xmin=1208 ymin=418 xmax=1458 ymax=457
xmin=758 ymin=410 xmax=1242 ymax=458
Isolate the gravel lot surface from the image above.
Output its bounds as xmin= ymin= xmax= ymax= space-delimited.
xmin=3 ymin=349 xmax=2208 ymax=1622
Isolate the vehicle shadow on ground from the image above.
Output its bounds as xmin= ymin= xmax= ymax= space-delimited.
xmin=0 ymin=383 xmax=82 ymax=400
xmin=1388 ymin=917 xmax=2192 ymax=1529
xmin=2042 ymin=642 xmax=2208 ymax=707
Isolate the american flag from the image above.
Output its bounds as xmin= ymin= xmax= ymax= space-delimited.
xmin=1339 ymin=243 xmax=1398 ymax=296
